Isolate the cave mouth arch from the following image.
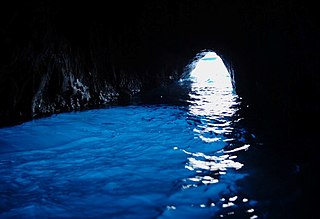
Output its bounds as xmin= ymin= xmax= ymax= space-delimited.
xmin=132 ymin=50 xmax=237 ymax=106
xmin=182 ymin=50 xmax=240 ymax=117
xmin=182 ymin=50 xmax=235 ymax=92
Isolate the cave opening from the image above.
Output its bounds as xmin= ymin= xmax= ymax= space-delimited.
xmin=135 ymin=50 xmax=237 ymax=106
xmin=186 ymin=50 xmax=234 ymax=91
xmin=181 ymin=50 xmax=240 ymax=120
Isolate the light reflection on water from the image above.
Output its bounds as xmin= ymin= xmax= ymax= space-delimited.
xmin=184 ymin=51 xmax=247 ymax=179
xmin=170 ymin=51 xmax=258 ymax=218
xmin=0 ymin=52 xmax=259 ymax=218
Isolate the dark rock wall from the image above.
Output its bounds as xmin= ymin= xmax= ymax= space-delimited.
xmin=1 ymin=0 xmax=319 ymax=138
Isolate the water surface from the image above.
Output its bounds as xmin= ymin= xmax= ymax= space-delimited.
xmin=0 ymin=52 xmax=305 ymax=218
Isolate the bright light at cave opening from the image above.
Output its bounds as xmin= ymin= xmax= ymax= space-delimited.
xmin=187 ymin=51 xmax=238 ymax=117
xmin=190 ymin=52 xmax=233 ymax=89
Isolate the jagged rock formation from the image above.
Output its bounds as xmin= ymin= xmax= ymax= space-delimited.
xmin=0 ymin=1 xmax=189 ymax=125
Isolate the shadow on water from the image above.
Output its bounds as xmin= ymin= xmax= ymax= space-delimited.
xmin=0 ymin=51 xmax=312 ymax=218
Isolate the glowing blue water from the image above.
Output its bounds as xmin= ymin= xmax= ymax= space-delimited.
xmin=0 ymin=87 xmax=261 ymax=219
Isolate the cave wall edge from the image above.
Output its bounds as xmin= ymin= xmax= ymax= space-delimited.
xmin=1 ymin=1 xmax=319 ymax=162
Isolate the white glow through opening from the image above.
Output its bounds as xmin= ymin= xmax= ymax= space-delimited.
xmin=187 ymin=51 xmax=237 ymax=117
xmin=189 ymin=52 xmax=233 ymax=89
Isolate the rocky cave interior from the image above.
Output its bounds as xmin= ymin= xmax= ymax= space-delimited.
xmin=0 ymin=0 xmax=319 ymax=197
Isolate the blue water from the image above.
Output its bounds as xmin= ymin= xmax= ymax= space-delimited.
xmin=0 ymin=104 xmax=252 ymax=218
xmin=0 ymin=53 xmax=306 ymax=218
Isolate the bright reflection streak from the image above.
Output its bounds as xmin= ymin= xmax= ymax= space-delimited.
xmin=186 ymin=155 xmax=244 ymax=171
xmin=224 ymin=144 xmax=250 ymax=153
xmin=183 ymin=51 xmax=246 ymax=185
xmin=178 ymin=50 xmax=257 ymax=216
xmin=186 ymin=51 xmax=241 ymax=148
